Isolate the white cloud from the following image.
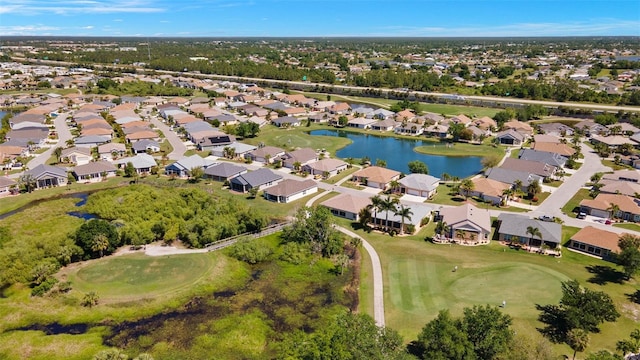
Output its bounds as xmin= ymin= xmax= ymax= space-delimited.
xmin=0 ymin=0 xmax=165 ymax=15
xmin=0 ymin=24 xmax=61 ymax=35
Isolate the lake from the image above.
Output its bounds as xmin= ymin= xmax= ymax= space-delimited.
xmin=310 ymin=129 xmax=483 ymax=178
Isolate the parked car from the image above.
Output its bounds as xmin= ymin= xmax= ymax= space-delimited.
xmin=539 ymin=215 xmax=555 ymax=222
xmin=577 ymin=212 xmax=587 ymax=219
xmin=605 ymin=219 xmax=612 ymax=225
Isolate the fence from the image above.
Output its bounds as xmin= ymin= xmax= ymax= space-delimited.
xmin=204 ymin=221 xmax=292 ymax=251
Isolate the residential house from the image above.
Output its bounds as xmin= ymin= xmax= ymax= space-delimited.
xmin=397 ymin=174 xmax=440 ymax=198
xmin=348 ymin=117 xmax=377 ymax=129
xmin=424 ymin=124 xmax=449 ymax=138
xmin=495 ymin=129 xmax=525 ymax=146
xmin=0 ymin=176 xmax=17 ymax=197
xmin=165 ymin=155 xmax=216 ymax=178
xmin=72 ymin=161 xmax=117 ymax=183
xmin=599 ymin=180 xmax=640 ymax=197
xmin=473 ymin=116 xmax=497 ymax=131
xmin=603 ymin=170 xmax=640 ymax=183
xmin=590 ymin=135 xmax=636 ymax=150
xmin=246 ymin=146 xmax=286 ymax=163
xmin=209 ymin=142 xmax=257 ymax=158
xmin=321 ymin=193 xmax=372 ymax=221
xmin=204 ymin=162 xmax=248 ymax=182
xmin=485 ymin=167 xmax=543 ymax=192
xmin=395 ymin=123 xmax=424 ymax=136
xmin=263 ymin=179 xmax=318 ymax=203
xmin=537 ymin=123 xmax=574 ymax=137
xmin=132 ymin=139 xmax=161 ymax=154
xmin=496 ymin=213 xmax=562 ymax=250
xmin=272 ymin=116 xmax=301 ymax=127
xmin=503 ymin=120 xmax=534 ymax=137
xmin=24 ymin=164 xmax=68 ymax=189
xmin=371 ymin=119 xmax=397 ymax=131
xmin=61 ymin=147 xmax=93 ymax=165
xmin=532 ymin=142 xmax=576 ymax=157
xmin=113 ymin=153 xmax=157 ymax=175
xmin=533 ymin=134 xmax=561 ymax=144
xmin=351 ymin=166 xmax=401 ymax=190
xmin=98 ymin=142 xmax=127 ymax=161
xmin=568 ymin=226 xmax=621 ymax=260
xmin=229 ymin=168 xmax=283 ymax=193
xmin=518 ymin=149 xmax=568 ymax=168
xmin=75 ymin=135 xmax=110 ymax=148
xmin=438 ymin=203 xmax=492 ymax=243
xmin=125 ymin=130 xmax=160 ymax=144
xmin=303 ymin=158 xmax=348 ymax=178
xmin=281 ymin=148 xmax=318 ymax=170
xmin=469 ymin=178 xmax=511 ymax=205
xmin=500 ymin=158 xmax=556 ymax=180
xmin=580 ymin=193 xmax=640 ymax=222
xmin=196 ymin=132 xmax=236 ymax=152
xmin=371 ymin=203 xmax=433 ymax=234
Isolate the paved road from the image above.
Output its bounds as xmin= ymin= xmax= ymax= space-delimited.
xmin=25 ymin=113 xmax=73 ymax=170
xmin=149 ymin=115 xmax=187 ymax=160
xmin=335 ymin=225 xmax=385 ymax=327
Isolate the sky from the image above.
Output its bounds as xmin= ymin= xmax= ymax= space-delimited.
xmin=0 ymin=0 xmax=639 ymax=37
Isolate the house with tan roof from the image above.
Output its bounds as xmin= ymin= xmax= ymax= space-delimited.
xmin=98 ymin=143 xmax=127 ymax=161
xmin=0 ymin=176 xmax=17 ymax=197
xmin=474 ymin=116 xmax=497 ymax=130
xmin=568 ymin=226 xmax=621 ymax=260
xmin=503 ymin=120 xmax=534 ymax=136
xmin=263 ymin=179 xmax=318 ymax=203
xmin=72 ymin=161 xmax=117 ymax=183
xmin=469 ymin=178 xmax=511 ymax=205
xmin=82 ymin=127 xmax=113 ymax=138
xmin=438 ymin=203 xmax=491 ymax=244
xmin=321 ymin=193 xmax=372 ymax=221
xmin=532 ymin=142 xmax=576 ymax=157
xmin=599 ymin=180 xmax=640 ymax=197
xmin=352 ymin=166 xmax=401 ymax=190
xmin=329 ymin=102 xmax=351 ymax=114
xmin=246 ymin=146 xmax=285 ymax=164
xmin=125 ymin=130 xmax=160 ymax=143
xmin=61 ymin=147 xmax=93 ymax=166
xmin=580 ymin=193 xmax=640 ymax=221
xmin=281 ymin=148 xmax=318 ymax=169
xmin=303 ymin=158 xmax=348 ymax=178
xmin=395 ymin=109 xmax=416 ymax=121
xmin=450 ymin=114 xmax=472 ymax=125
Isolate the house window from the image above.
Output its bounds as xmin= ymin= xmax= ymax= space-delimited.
xmin=588 ymin=246 xmax=594 ymax=253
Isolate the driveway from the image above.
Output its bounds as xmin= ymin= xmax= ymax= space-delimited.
xmin=149 ymin=116 xmax=187 ymax=160
xmin=25 ymin=113 xmax=73 ymax=170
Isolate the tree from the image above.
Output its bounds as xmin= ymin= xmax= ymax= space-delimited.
xmin=282 ymin=206 xmax=343 ymax=257
xmin=526 ymin=226 xmax=542 ymax=246
xmin=358 ymin=207 xmax=373 ymax=231
xmin=82 ymin=291 xmax=99 ymax=308
xmin=188 ymin=166 xmax=204 ymax=183
xmin=435 ymin=221 xmax=449 ymax=236
xmin=389 ymin=179 xmax=400 ymax=193
xmin=395 ymin=204 xmax=413 ymax=235
xmin=248 ymin=187 xmax=259 ymax=199
xmin=408 ymin=160 xmax=429 ymax=174
xmin=91 ymin=234 xmax=110 ymax=258
xmin=53 ymin=147 xmax=63 ymax=163
xmin=74 ymin=219 xmax=120 ymax=260
xmin=567 ymin=328 xmax=589 ymax=360
xmin=585 ymin=350 xmax=623 ymax=360
xmin=380 ymin=195 xmax=399 ymax=232
xmin=537 ymin=279 xmax=619 ymax=344
xmin=497 ymin=334 xmax=556 ymax=360
xmin=462 ymin=305 xmax=514 ymax=360
xmin=19 ymin=173 xmax=37 ymax=193
xmin=293 ymin=161 xmax=302 ymax=172
xmin=617 ymin=329 xmax=640 ymax=357
xmin=124 ymin=162 xmax=137 ymax=178
xmin=368 ymin=195 xmax=383 ymax=228
xmin=607 ymin=203 xmax=620 ymax=220
xmin=93 ymin=348 xmax=127 ymax=360
xmin=527 ymin=181 xmax=541 ymax=198
xmin=375 ymin=158 xmax=387 ymax=168
xmin=459 ymin=179 xmax=474 ymax=199
xmin=481 ymin=155 xmax=501 ymax=169
xmin=416 ymin=310 xmax=475 ymax=360
xmin=617 ymin=234 xmax=640 ymax=280
xmin=337 ymin=115 xmax=348 ymax=127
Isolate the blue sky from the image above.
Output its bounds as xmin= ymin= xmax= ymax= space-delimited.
xmin=0 ymin=0 xmax=639 ymax=37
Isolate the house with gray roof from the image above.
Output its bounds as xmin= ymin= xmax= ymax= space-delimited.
xmin=496 ymin=129 xmax=525 ymax=146
xmin=72 ymin=161 xmax=117 ymax=183
xmin=321 ymin=193 xmax=372 ymax=221
xmin=165 ymin=155 xmax=216 ymax=178
xmin=398 ymin=174 xmax=441 ymax=198
xmin=246 ymin=146 xmax=285 ymax=163
xmin=74 ymin=135 xmax=111 ymax=148
xmin=204 ymin=162 xmax=247 ymax=182
xmin=24 ymin=164 xmax=68 ymax=189
xmin=496 ymin=213 xmax=562 ymax=250
xmin=372 ymin=203 xmax=434 ymax=235
xmin=196 ymin=132 xmax=236 ymax=151
xmin=263 ymin=179 xmax=318 ymax=203
xmin=372 ymin=109 xmax=395 ymax=119
xmin=114 ymin=153 xmax=157 ymax=174
xmin=518 ymin=149 xmax=568 ymax=168
xmin=371 ymin=118 xmax=397 ymax=131
xmin=500 ymin=158 xmax=557 ymax=179
xmin=272 ymin=116 xmax=301 ymax=127
xmin=485 ymin=167 xmax=543 ymax=191
xmin=132 ymin=139 xmax=160 ymax=154
xmin=230 ymin=168 xmax=283 ymax=193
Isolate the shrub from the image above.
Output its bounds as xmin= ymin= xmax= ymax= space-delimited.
xmin=279 ymin=242 xmax=311 ymax=264
xmin=31 ymin=277 xmax=58 ymax=297
xmin=228 ymin=239 xmax=274 ymax=264
xmin=406 ymin=224 xmax=416 ymax=234
xmin=420 ymin=217 xmax=430 ymax=226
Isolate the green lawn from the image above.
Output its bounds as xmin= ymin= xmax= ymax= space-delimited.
xmin=613 ymin=223 xmax=640 ymax=232
xmin=355 ymin=229 xmax=639 ymax=355
xmin=244 ymin=124 xmax=352 ymax=156
xmin=562 ymin=188 xmax=591 ymax=217
xmin=414 ymin=142 xmax=504 ymax=158
xmin=602 ymin=159 xmax=632 ymax=171
xmin=63 ymin=253 xmax=219 ymax=302
xmin=322 ymin=166 xmax=359 ymax=185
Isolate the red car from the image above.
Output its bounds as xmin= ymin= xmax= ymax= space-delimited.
xmin=605 ymin=219 xmax=612 ymax=225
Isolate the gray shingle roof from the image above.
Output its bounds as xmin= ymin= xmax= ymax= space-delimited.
xmin=398 ymin=174 xmax=440 ymax=192
xmin=73 ymin=161 xmax=117 ymax=176
xmin=25 ymin=164 xmax=67 ymax=179
xmin=231 ymin=168 xmax=282 ymax=187
xmin=204 ymin=162 xmax=247 ymax=178
xmin=497 ymin=213 xmax=562 ymax=244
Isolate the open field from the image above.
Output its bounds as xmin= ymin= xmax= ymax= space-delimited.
xmin=414 ymin=141 xmax=505 ymax=158
xmin=243 ymin=123 xmax=352 ymax=156
xmin=337 ymin=217 xmax=640 ymax=355
xmin=61 ymin=253 xmax=218 ymax=302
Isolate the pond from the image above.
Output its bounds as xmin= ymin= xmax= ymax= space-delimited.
xmin=310 ymin=129 xmax=483 ymax=178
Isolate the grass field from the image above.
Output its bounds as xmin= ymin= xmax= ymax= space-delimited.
xmin=414 ymin=141 xmax=505 ymax=158
xmin=613 ymin=223 xmax=640 ymax=232
xmin=337 ymin=217 xmax=640 ymax=355
xmin=562 ymin=188 xmax=591 ymax=217
xmin=244 ymin=123 xmax=352 ymax=156
xmin=62 ymin=253 xmax=218 ymax=302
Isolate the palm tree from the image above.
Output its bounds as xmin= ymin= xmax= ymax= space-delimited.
xmin=394 ymin=204 xmax=414 ymax=235
xmin=513 ymin=179 xmax=524 ymax=198
xmin=527 ymin=181 xmax=541 ymax=199
xmin=81 ymin=291 xmax=99 ymax=308
xmin=65 ymin=139 xmax=75 ymax=147
xmin=567 ymin=328 xmax=589 ymax=360
xmin=435 ymin=220 xmax=449 ymax=237
xmin=441 ymin=172 xmax=451 ymax=182
xmin=53 ymin=147 xmax=63 ymax=163
xmin=367 ymin=195 xmax=383 ymax=229
xmin=389 ymin=179 xmax=400 ymax=194
xmin=459 ymin=179 xmax=474 ymax=199
xmin=455 ymin=229 xmax=466 ymax=241
xmin=19 ymin=173 xmax=37 ymax=193
xmin=501 ymin=188 xmax=513 ymax=204
xmin=91 ymin=234 xmax=109 ymax=258
xmin=525 ymin=226 xmax=542 ymax=247
xmin=380 ymin=195 xmax=399 ymax=232
xmin=607 ymin=203 xmax=620 ymax=220
xmin=293 ymin=161 xmax=302 ymax=173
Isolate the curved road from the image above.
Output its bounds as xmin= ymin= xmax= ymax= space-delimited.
xmin=148 ymin=116 xmax=187 ymax=160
